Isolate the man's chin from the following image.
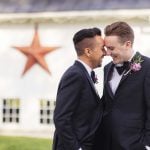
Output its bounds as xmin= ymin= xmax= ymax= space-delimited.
xmin=113 ymin=62 xmax=117 ymax=64
xmin=112 ymin=60 xmax=118 ymax=64
xmin=97 ymin=64 xmax=102 ymax=67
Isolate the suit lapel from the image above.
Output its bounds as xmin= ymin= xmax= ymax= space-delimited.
xmin=104 ymin=62 xmax=114 ymax=99
xmin=74 ymin=61 xmax=101 ymax=101
xmin=118 ymin=69 xmax=130 ymax=87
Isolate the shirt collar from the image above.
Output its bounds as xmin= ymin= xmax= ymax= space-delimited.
xmin=77 ymin=59 xmax=92 ymax=76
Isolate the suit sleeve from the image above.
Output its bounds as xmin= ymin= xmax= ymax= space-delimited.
xmin=54 ymin=71 xmax=83 ymax=150
xmin=144 ymin=69 xmax=150 ymax=146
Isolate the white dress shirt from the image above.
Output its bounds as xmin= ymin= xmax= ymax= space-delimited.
xmin=109 ymin=68 xmax=123 ymax=94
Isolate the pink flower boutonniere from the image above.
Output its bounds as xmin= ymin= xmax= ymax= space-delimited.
xmin=130 ymin=62 xmax=142 ymax=72
xmin=124 ymin=54 xmax=144 ymax=76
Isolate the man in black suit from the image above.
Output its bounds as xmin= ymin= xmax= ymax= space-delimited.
xmin=52 ymin=28 xmax=106 ymax=150
xmin=98 ymin=21 xmax=150 ymax=150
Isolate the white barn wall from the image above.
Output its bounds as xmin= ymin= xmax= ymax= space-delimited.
xmin=0 ymin=10 xmax=150 ymax=138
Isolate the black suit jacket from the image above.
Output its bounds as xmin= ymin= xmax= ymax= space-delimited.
xmin=52 ymin=61 xmax=103 ymax=150
xmin=99 ymin=52 xmax=150 ymax=150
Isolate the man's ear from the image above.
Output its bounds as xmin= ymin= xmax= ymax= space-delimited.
xmin=84 ymin=48 xmax=91 ymax=57
xmin=125 ymin=41 xmax=132 ymax=48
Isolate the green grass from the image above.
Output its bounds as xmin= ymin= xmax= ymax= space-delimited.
xmin=0 ymin=136 xmax=52 ymax=150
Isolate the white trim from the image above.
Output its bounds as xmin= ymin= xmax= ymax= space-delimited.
xmin=0 ymin=9 xmax=150 ymax=24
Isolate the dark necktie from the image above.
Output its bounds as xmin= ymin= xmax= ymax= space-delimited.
xmin=115 ymin=62 xmax=130 ymax=75
xmin=91 ymin=71 xmax=97 ymax=83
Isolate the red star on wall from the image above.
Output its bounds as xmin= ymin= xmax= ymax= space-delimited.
xmin=13 ymin=25 xmax=60 ymax=76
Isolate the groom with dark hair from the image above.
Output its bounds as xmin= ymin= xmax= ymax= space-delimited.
xmin=96 ymin=21 xmax=150 ymax=150
xmin=53 ymin=27 xmax=106 ymax=150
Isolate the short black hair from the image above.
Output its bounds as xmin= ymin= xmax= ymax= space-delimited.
xmin=73 ymin=27 xmax=101 ymax=56
xmin=73 ymin=27 xmax=101 ymax=45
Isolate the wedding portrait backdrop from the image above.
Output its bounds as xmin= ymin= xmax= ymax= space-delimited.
xmin=0 ymin=0 xmax=150 ymax=149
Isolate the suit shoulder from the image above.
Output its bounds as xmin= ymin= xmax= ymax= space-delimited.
xmin=61 ymin=65 xmax=84 ymax=81
xmin=141 ymin=55 xmax=150 ymax=69
xmin=142 ymin=55 xmax=150 ymax=63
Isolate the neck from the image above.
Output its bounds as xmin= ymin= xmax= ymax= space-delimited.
xmin=78 ymin=56 xmax=93 ymax=69
xmin=125 ymin=49 xmax=134 ymax=61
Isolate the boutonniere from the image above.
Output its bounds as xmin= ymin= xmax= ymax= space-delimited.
xmin=124 ymin=54 xmax=144 ymax=76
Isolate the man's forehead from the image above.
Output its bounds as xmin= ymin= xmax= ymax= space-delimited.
xmin=104 ymin=35 xmax=119 ymax=41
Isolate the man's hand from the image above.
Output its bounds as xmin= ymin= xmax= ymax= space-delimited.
xmin=145 ymin=145 xmax=150 ymax=150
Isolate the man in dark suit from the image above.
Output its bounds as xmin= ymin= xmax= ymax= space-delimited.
xmin=98 ymin=21 xmax=150 ymax=150
xmin=52 ymin=28 xmax=106 ymax=150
